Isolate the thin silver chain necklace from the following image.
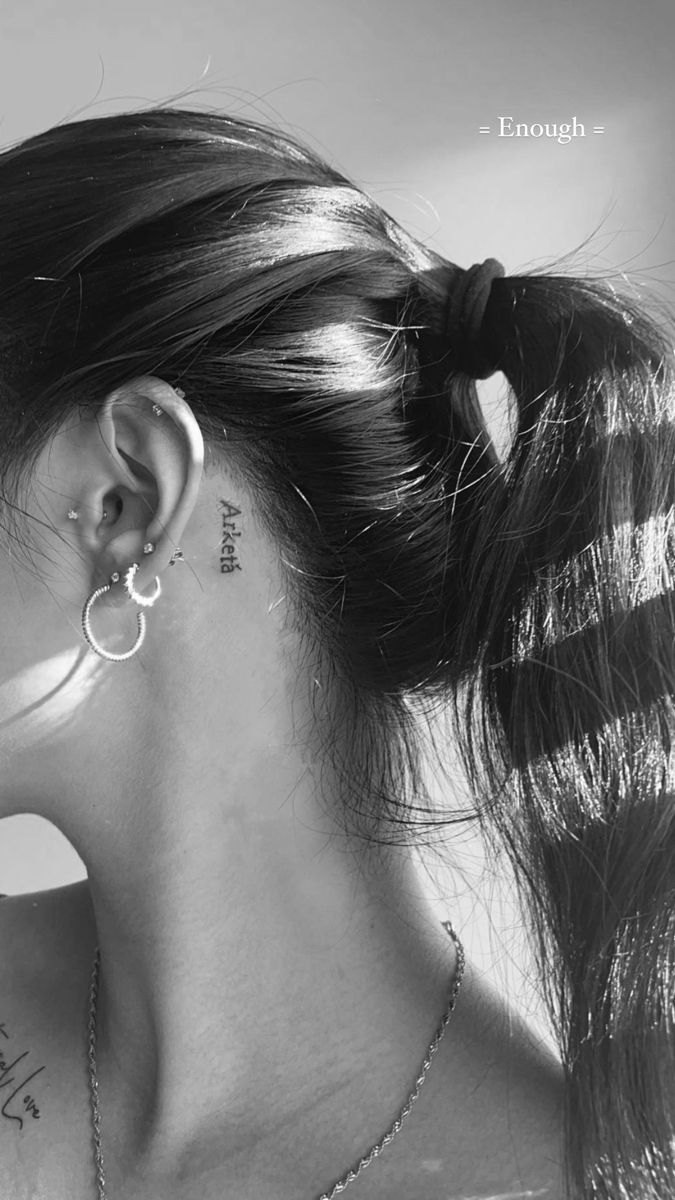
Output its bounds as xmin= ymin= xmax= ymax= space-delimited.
xmin=86 ymin=920 xmax=464 ymax=1200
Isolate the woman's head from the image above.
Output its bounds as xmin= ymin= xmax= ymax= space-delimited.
xmin=0 ymin=104 xmax=673 ymax=1198
xmin=0 ymin=108 xmax=483 ymax=697
xmin=0 ymin=105 xmax=511 ymax=846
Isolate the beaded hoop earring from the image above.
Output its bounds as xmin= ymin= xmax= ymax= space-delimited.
xmin=82 ymin=567 xmax=161 ymax=663
xmin=82 ymin=578 xmax=147 ymax=663
xmin=123 ymin=563 xmax=162 ymax=607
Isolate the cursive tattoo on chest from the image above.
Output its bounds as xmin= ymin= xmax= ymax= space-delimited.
xmin=219 ymin=499 xmax=243 ymax=574
xmin=0 ymin=1022 xmax=44 ymax=1128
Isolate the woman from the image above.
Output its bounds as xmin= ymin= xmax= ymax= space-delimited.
xmin=0 ymin=105 xmax=671 ymax=1200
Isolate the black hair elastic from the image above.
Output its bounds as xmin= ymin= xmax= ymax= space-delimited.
xmin=443 ymin=257 xmax=506 ymax=379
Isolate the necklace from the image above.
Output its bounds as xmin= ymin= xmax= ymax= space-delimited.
xmin=86 ymin=920 xmax=465 ymax=1199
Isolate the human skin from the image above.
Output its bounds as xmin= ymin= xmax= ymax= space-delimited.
xmin=0 ymin=376 xmax=562 ymax=1199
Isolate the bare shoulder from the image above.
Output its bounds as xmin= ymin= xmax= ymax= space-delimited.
xmin=427 ymin=959 xmax=566 ymax=1200
xmin=0 ymin=881 xmax=92 ymax=988
xmin=0 ymin=879 xmax=93 ymax=1053
xmin=0 ymin=883 xmax=96 ymax=1199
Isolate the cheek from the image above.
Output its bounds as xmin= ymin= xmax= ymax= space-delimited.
xmin=0 ymin=546 xmax=103 ymax=758
xmin=0 ymin=554 xmax=79 ymax=676
xmin=0 ymin=642 xmax=109 ymax=819
xmin=0 ymin=497 xmax=91 ymax=674
xmin=0 ymin=647 xmax=102 ymax=748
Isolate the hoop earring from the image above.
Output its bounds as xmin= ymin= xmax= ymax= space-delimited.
xmin=82 ymin=579 xmax=147 ymax=663
xmin=123 ymin=563 xmax=161 ymax=607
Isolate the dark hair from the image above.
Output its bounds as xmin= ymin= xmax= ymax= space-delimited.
xmin=0 ymin=103 xmax=673 ymax=1199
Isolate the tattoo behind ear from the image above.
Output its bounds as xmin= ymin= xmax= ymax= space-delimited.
xmin=219 ymin=500 xmax=242 ymax=574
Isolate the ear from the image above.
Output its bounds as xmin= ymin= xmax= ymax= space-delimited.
xmin=62 ymin=375 xmax=204 ymax=601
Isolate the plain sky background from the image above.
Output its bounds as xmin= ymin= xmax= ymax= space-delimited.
xmin=0 ymin=0 xmax=673 ymax=1048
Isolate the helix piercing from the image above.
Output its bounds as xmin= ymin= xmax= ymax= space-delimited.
xmin=123 ymin=562 xmax=161 ymax=608
xmin=153 ymin=386 xmax=185 ymax=417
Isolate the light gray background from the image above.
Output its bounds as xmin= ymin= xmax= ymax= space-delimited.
xmin=0 ymin=0 xmax=673 ymax=1050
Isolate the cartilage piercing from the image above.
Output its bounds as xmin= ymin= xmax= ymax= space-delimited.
xmin=153 ymin=386 xmax=185 ymax=416
xmin=123 ymin=562 xmax=161 ymax=608
xmin=67 ymin=509 xmax=79 ymax=521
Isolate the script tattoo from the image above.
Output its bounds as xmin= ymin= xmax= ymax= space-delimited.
xmin=219 ymin=499 xmax=242 ymax=574
xmin=0 ymin=1022 xmax=44 ymax=1127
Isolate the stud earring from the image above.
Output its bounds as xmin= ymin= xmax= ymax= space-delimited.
xmin=67 ymin=509 xmax=79 ymax=521
xmin=153 ymin=386 xmax=185 ymax=416
xmin=143 ymin=542 xmax=155 ymax=555
xmin=169 ymin=547 xmax=184 ymax=566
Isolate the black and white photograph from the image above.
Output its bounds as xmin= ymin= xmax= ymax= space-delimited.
xmin=0 ymin=3 xmax=672 ymax=1198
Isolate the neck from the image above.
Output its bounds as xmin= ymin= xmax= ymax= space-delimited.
xmin=1 ymin=479 xmax=461 ymax=1195
xmin=54 ymin=661 xmax=459 ymax=1194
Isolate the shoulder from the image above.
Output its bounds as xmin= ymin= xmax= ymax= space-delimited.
xmin=0 ymin=884 xmax=92 ymax=1052
xmin=429 ymin=959 xmax=566 ymax=1199
xmin=0 ymin=883 xmax=96 ymax=1197
xmin=0 ymin=882 xmax=97 ymax=1077
xmin=352 ymin=943 xmax=565 ymax=1199
xmin=0 ymin=882 xmax=92 ymax=984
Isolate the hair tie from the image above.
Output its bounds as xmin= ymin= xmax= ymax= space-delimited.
xmin=444 ymin=257 xmax=505 ymax=379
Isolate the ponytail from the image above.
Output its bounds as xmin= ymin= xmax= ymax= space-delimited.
xmin=444 ymin=270 xmax=675 ymax=1198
